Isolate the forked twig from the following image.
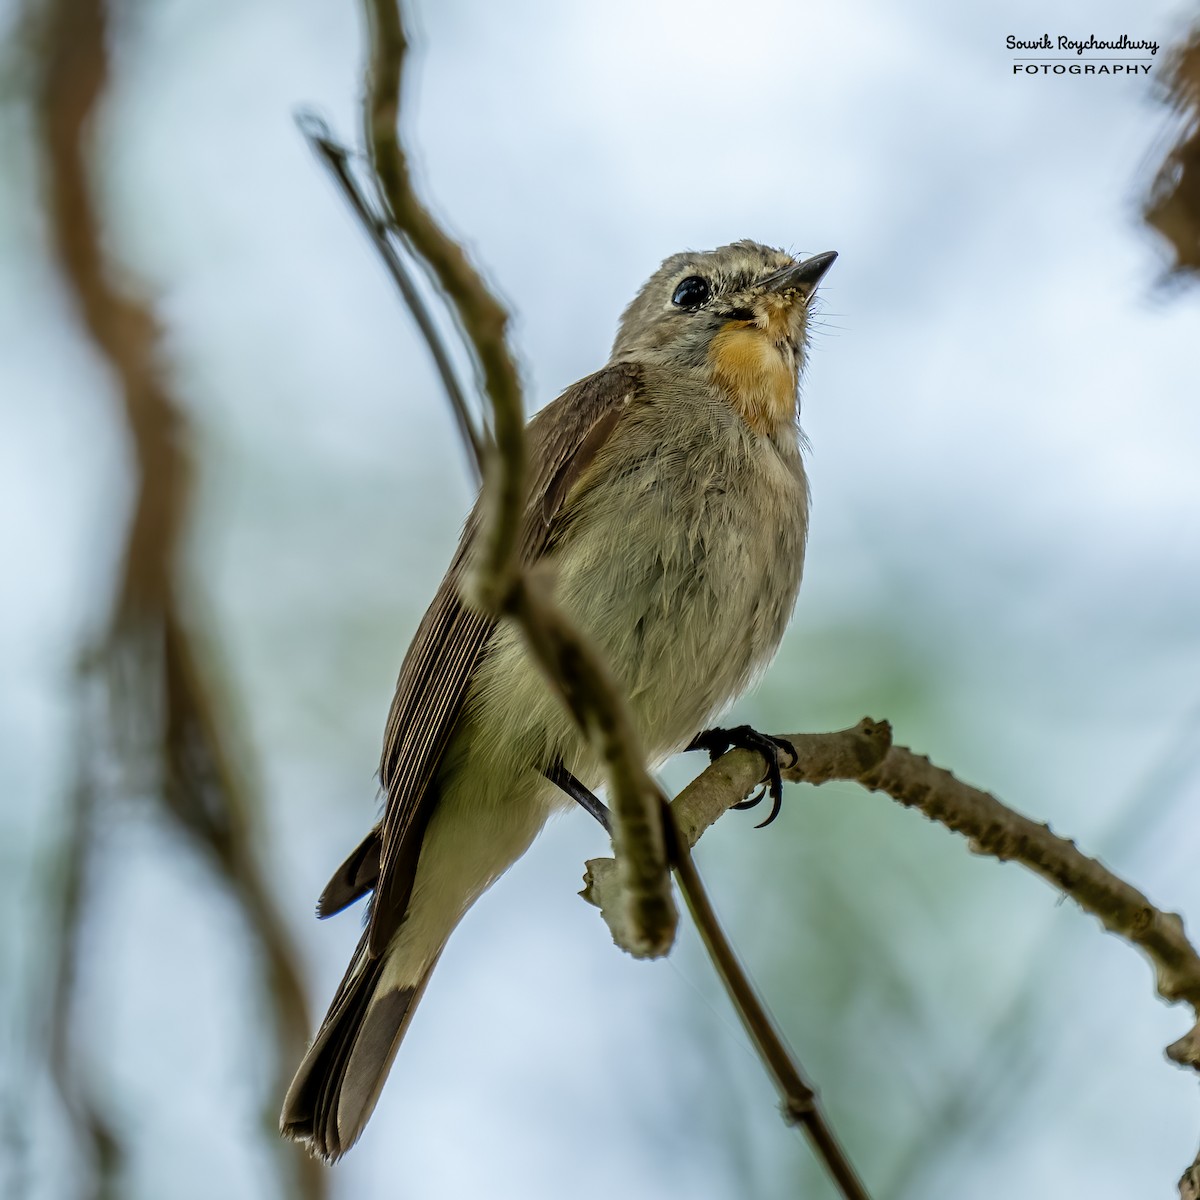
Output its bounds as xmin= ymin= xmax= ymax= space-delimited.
xmin=296 ymin=112 xmax=483 ymax=480
xmin=663 ymin=803 xmax=871 ymax=1200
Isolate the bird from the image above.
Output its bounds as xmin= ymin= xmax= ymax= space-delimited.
xmin=280 ymin=239 xmax=837 ymax=1160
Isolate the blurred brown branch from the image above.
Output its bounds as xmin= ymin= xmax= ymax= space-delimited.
xmin=1145 ymin=24 xmax=1200 ymax=279
xmin=1141 ymin=18 xmax=1200 ymax=1185
xmin=34 ymin=0 xmax=324 ymax=1196
xmin=1183 ymin=1154 xmax=1200 ymax=1200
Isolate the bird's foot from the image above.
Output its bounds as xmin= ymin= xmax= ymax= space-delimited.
xmin=686 ymin=725 xmax=797 ymax=828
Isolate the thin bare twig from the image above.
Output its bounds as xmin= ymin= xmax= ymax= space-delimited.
xmin=296 ymin=112 xmax=483 ymax=480
xmin=860 ymin=733 xmax=1200 ymax=1026
xmin=662 ymin=803 xmax=871 ymax=1200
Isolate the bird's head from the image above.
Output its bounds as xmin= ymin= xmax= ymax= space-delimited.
xmin=611 ymin=240 xmax=836 ymax=435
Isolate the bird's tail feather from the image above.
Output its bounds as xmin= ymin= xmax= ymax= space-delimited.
xmin=280 ymin=930 xmax=438 ymax=1161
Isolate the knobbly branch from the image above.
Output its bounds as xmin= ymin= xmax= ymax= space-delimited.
xmin=585 ymin=719 xmax=1200 ymax=1067
xmin=859 ymin=729 xmax=1200 ymax=1027
xmin=357 ymin=0 xmax=675 ymax=958
xmin=584 ymin=718 xmax=1200 ymax=1193
xmin=512 ymin=573 xmax=674 ymax=957
xmin=362 ymin=0 xmax=523 ymax=609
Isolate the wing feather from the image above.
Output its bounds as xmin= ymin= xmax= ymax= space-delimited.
xmin=361 ymin=362 xmax=642 ymax=954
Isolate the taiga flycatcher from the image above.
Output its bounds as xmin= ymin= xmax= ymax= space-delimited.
xmin=281 ymin=240 xmax=837 ymax=1159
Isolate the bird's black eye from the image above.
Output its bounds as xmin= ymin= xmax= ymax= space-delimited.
xmin=671 ymin=276 xmax=711 ymax=310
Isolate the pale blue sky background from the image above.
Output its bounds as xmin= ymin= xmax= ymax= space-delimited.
xmin=3 ymin=0 xmax=1200 ymax=1197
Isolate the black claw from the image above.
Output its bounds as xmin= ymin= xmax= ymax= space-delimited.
xmin=687 ymin=725 xmax=795 ymax=829
xmin=731 ymin=783 xmax=767 ymax=812
xmin=754 ymin=788 xmax=784 ymax=829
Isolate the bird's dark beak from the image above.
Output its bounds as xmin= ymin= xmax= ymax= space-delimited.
xmin=762 ymin=250 xmax=838 ymax=296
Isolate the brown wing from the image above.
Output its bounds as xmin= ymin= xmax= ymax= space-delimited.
xmin=356 ymin=361 xmax=642 ymax=956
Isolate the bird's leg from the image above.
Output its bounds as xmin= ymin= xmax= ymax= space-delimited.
xmin=685 ymin=725 xmax=798 ymax=829
xmin=543 ymin=760 xmax=612 ymax=833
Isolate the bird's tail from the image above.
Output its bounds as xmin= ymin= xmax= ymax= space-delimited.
xmin=280 ymin=931 xmax=439 ymax=1161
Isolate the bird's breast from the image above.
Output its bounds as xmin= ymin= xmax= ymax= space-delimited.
xmin=549 ymin=395 xmax=809 ymax=762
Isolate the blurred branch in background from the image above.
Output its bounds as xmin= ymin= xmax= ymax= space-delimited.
xmin=32 ymin=0 xmax=324 ymax=1197
xmin=1142 ymin=19 xmax=1200 ymax=1188
xmin=1145 ymin=21 xmax=1200 ymax=279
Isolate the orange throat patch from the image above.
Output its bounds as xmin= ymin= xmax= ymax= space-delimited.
xmin=707 ymin=321 xmax=797 ymax=435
